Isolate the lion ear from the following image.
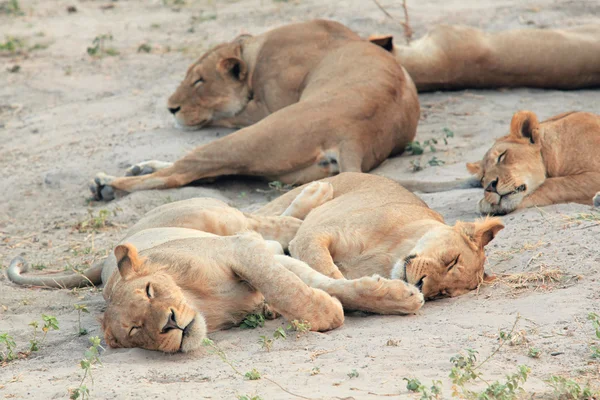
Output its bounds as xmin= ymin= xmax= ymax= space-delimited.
xmin=368 ymin=34 xmax=394 ymax=52
xmin=218 ymin=56 xmax=247 ymax=81
xmin=457 ymin=217 xmax=505 ymax=248
xmin=466 ymin=161 xmax=483 ymax=178
xmin=473 ymin=217 xmax=505 ymax=248
xmin=509 ymin=110 xmax=540 ymax=144
xmin=114 ymin=243 xmax=146 ymax=279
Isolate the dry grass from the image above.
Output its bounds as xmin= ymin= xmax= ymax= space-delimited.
xmin=495 ymin=265 xmax=581 ymax=292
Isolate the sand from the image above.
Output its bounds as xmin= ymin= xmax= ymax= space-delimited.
xmin=1 ymin=0 xmax=599 ymax=398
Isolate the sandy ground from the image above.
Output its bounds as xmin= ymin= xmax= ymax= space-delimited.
xmin=1 ymin=0 xmax=600 ymax=398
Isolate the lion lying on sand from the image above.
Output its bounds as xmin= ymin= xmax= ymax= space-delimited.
xmin=90 ymin=21 xmax=600 ymax=202
xmin=9 ymin=173 xmax=503 ymax=353
xmin=9 ymin=180 xmax=425 ymax=352
xmin=90 ymin=19 xmax=419 ymax=201
xmin=372 ymin=24 xmax=600 ymax=91
xmin=257 ymin=173 xmax=504 ymax=299
xmin=401 ymin=111 xmax=600 ymax=215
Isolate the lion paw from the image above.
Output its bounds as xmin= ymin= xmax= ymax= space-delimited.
xmin=594 ymin=192 xmax=600 ymax=208
xmin=125 ymin=160 xmax=173 ymax=176
xmin=282 ymin=181 xmax=334 ymax=219
xmin=356 ymin=276 xmax=424 ymax=314
xmin=90 ymin=172 xmax=117 ymax=201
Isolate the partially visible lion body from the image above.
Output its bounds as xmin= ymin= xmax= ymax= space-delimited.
xmin=91 ymin=20 xmax=420 ymax=200
xmin=401 ymin=111 xmax=600 ymax=215
xmin=257 ymin=173 xmax=504 ymax=299
xmin=388 ymin=24 xmax=600 ymax=91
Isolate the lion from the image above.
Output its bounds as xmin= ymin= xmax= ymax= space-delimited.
xmin=8 ymin=181 xmax=425 ymax=353
xmin=399 ymin=111 xmax=600 ymax=215
xmin=255 ymin=173 xmax=504 ymax=299
xmin=89 ymin=19 xmax=419 ymax=201
xmin=370 ymin=24 xmax=600 ymax=91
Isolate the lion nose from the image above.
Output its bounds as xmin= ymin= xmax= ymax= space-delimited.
xmin=168 ymin=106 xmax=181 ymax=115
xmin=485 ymin=178 xmax=499 ymax=193
xmin=161 ymin=309 xmax=180 ymax=333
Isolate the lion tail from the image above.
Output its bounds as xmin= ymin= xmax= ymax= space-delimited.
xmin=396 ymin=176 xmax=482 ymax=193
xmin=7 ymin=257 xmax=104 ymax=288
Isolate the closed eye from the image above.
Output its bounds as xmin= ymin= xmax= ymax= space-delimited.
xmin=497 ymin=151 xmax=507 ymax=163
xmin=193 ymin=77 xmax=204 ymax=86
xmin=128 ymin=326 xmax=140 ymax=336
xmin=146 ymin=283 xmax=153 ymax=299
xmin=447 ymin=255 xmax=460 ymax=271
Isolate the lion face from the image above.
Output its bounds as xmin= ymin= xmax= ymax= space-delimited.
xmin=102 ymin=244 xmax=207 ymax=353
xmin=392 ymin=218 xmax=504 ymax=299
xmin=467 ymin=111 xmax=546 ymax=215
xmin=167 ymin=39 xmax=252 ymax=128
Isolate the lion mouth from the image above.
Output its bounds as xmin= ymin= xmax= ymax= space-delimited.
xmin=499 ymin=184 xmax=527 ymax=199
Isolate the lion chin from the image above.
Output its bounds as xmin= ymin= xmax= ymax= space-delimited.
xmin=178 ymin=313 xmax=208 ymax=353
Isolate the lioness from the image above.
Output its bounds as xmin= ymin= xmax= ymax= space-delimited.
xmin=401 ymin=111 xmax=600 ymax=215
xmin=371 ymin=24 xmax=600 ymax=91
xmin=256 ymin=173 xmax=504 ymax=299
xmin=90 ymin=19 xmax=419 ymax=201
xmin=9 ymin=181 xmax=424 ymax=353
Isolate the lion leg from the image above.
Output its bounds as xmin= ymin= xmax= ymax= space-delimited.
xmin=241 ymin=181 xmax=334 ymax=247
xmin=518 ymin=172 xmax=600 ymax=209
xmin=230 ymin=233 xmax=344 ymax=331
xmin=281 ymin=181 xmax=334 ymax=219
xmin=337 ymin=141 xmax=364 ymax=173
xmin=90 ymin=102 xmax=352 ymax=201
xmin=125 ymin=160 xmax=174 ymax=176
xmin=288 ymin=233 xmax=344 ymax=279
xmin=244 ymin=214 xmax=303 ymax=249
xmin=275 ymin=255 xmax=424 ymax=314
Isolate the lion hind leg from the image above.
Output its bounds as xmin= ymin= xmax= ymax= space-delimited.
xmin=244 ymin=214 xmax=303 ymax=249
xmin=230 ymin=233 xmax=344 ymax=331
xmin=125 ymin=160 xmax=174 ymax=176
xmin=288 ymin=233 xmax=345 ymax=279
xmin=281 ymin=181 xmax=334 ymax=219
xmin=275 ymin=255 xmax=424 ymax=315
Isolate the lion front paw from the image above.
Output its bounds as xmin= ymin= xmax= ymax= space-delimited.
xmin=89 ymin=172 xmax=117 ymax=201
xmin=356 ymin=276 xmax=424 ymax=314
xmin=594 ymin=192 xmax=600 ymax=208
xmin=282 ymin=181 xmax=334 ymax=219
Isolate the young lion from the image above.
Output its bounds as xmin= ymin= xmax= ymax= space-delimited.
xmin=8 ymin=182 xmax=424 ymax=353
xmin=90 ymin=19 xmax=419 ymax=201
xmin=401 ymin=111 xmax=600 ymax=215
xmin=256 ymin=173 xmax=504 ymax=299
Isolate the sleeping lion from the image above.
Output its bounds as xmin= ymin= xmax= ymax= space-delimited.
xmin=89 ymin=21 xmax=600 ymax=201
xmin=9 ymin=173 xmax=503 ymax=353
xmin=401 ymin=111 xmax=600 ymax=215
xmin=90 ymin=19 xmax=419 ymax=201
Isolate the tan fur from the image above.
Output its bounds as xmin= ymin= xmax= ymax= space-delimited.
xmin=466 ymin=111 xmax=600 ymax=215
xmin=90 ymin=19 xmax=419 ymax=201
xmin=257 ymin=173 xmax=502 ymax=299
xmin=8 ymin=182 xmax=425 ymax=353
xmin=373 ymin=24 xmax=600 ymax=91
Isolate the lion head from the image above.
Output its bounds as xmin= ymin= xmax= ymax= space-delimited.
xmin=101 ymin=244 xmax=207 ymax=353
xmin=166 ymin=35 xmax=253 ymax=128
xmin=392 ymin=218 xmax=504 ymax=298
xmin=467 ymin=111 xmax=546 ymax=215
